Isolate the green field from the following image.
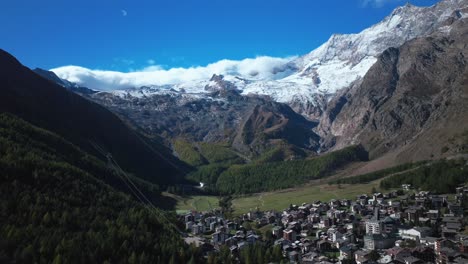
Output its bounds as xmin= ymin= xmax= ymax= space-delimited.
xmin=231 ymin=181 xmax=381 ymax=214
xmin=167 ymin=179 xmax=382 ymax=215
xmin=162 ymin=192 xmax=220 ymax=213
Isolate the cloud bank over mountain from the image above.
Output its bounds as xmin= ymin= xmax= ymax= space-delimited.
xmin=51 ymin=56 xmax=295 ymax=90
xmin=360 ymin=0 xmax=402 ymax=8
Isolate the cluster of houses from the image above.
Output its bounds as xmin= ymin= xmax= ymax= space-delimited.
xmin=181 ymin=185 xmax=468 ymax=263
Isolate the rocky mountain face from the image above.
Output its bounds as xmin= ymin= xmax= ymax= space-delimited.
xmin=289 ymin=0 xmax=468 ymax=118
xmin=319 ymin=16 xmax=468 ymax=163
xmin=51 ymin=1 xmax=468 ymax=121
xmin=89 ymin=82 xmax=320 ymax=157
xmin=47 ymin=0 xmax=468 ymax=164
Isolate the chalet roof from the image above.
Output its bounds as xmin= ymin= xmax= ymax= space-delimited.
xmin=317 ymin=240 xmax=331 ymax=245
xmin=340 ymin=245 xmax=356 ymax=253
xmin=382 ymin=216 xmax=396 ymax=223
xmin=386 ymin=246 xmax=410 ymax=256
xmin=401 ymin=256 xmax=421 ymax=264
xmin=443 ymin=216 xmax=462 ymax=223
xmin=411 ymin=246 xmax=433 ymax=253
xmin=445 ymin=222 xmax=462 ymax=230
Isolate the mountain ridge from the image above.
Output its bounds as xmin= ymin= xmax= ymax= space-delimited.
xmin=318 ymin=16 xmax=468 ymax=163
xmin=0 ymin=49 xmax=188 ymax=186
xmin=37 ymin=0 xmax=468 ymax=164
xmin=51 ymin=0 xmax=468 ymax=119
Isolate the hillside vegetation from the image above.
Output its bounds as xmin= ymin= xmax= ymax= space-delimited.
xmin=329 ymin=161 xmax=428 ymax=185
xmin=380 ymin=159 xmax=468 ymax=193
xmin=216 ymin=145 xmax=368 ymax=194
xmin=0 ymin=113 xmax=199 ymax=263
xmin=0 ymin=49 xmax=187 ymax=186
xmin=173 ymin=139 xmax=208 ymax=167
xmin=173 ymin=139 xmax=244 ymax=167
xmin=253 ymin=143 xmax=311 ymax=164
xmin=177 ymin=140 xmax=368 ymax=194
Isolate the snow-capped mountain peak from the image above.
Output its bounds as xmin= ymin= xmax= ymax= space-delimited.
xmin=54 ymin=0 xmax=468 ymax=119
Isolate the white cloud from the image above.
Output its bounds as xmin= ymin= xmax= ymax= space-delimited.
xmin=360 ymin=0 xmax=402 ymax=8
xmin=147 ymin=59 xmax=156 ymax=65
xmin=121 ymin=9 xmax=128 ymax=16
xmin=51 ymin=56 xmax=296 ymax=91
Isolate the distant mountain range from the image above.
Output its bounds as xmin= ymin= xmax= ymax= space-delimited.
xmin=36 ymin=0 xmax=468 ymax=168
xmin=50 ymin=0 xmax=468 ymax=119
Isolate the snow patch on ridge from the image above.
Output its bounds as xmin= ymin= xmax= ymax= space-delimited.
xmin=53 ymin=0 xmax=468 ymax=113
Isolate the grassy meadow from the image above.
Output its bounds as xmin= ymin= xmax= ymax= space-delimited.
xmin=169 ymin=179 xmax=382 ymax=215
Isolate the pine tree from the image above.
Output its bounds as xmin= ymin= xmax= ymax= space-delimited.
xmin=187 ymin=255 xmax=196 ymax=264
xmin=52 ymin=254 xmax=62 ymax=264
xmin=128 ymin=251 xmax=137 ymax=264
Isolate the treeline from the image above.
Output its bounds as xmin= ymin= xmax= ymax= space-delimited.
xmin=173 ymin=139 xmax=244 ymax=167
xmin=329 ymin=161 xmax=428 ymax=185
xmin=206 ymin=244 xmax=284 ymax=264
xmin=253 ymin=144 xmax=310 ymax=164
xmin=175 ymin=139 xmax=246 ymax=193
xmin=0 ymin=113 xmax=202 ymax=263
xmin=198 ymin=142 xmax=245 ymax=165
xmin=380 ymin=159 xmax=468 ymax=193
xmin=215 ymin=145 xmax=368 ymax=194
xmin=188 ymin=164 xmax=230 ymax=189
xmin=173 ymin=139 xmax=207 ymax=167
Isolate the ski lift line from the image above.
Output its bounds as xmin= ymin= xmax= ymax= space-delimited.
xmin=110 ymin=159 xmax=183 ymax=233
xmin=89 ymin=140 xmax=152 ymax=207
xmin=89 ymin=140 xmax=184 ymax=233
xmin=90 ymin=140 xmax=107 ymax=156
xmin=91 ymin=139 xmax=161 ymax=211
xmin=131 ymin=130 xmax=192 ymax=175
xmin=91 ymin=140 xmax=183 ymax=233
xmin=88 ymin=140 xmax=110 ymax=161
xmin=110 ymin=157 xmax=181 ymax=231
xmin=110 ymin=156 xmax=158 ymax=209
xmin=89 ymin=140 xmax=158 ymax=213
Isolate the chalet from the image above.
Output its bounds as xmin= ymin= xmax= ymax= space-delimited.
xmin=399 ymin=227 xmax=432 ymax=241
xmin=288 ymin=251 xmax=300 ymax=262
xmin=427 ymin=209 xmax=439 ymax=220
xmin=339 ymin=244 xmax=357 ymax=260
xmin=448 ymin=202 xmax=463 ymax=216
xmin=411 ymin=246 xmax=435 ymax=263
xmin=186 ymin=221 xmax=194 ymax=231
xmin=272 ymin=226 xmax=283 ymax=238
xmin=317 ymin=240 xmax=332 ymax=252
xmin=364 ymin=234 xmax=396 ymax=250
xmin=430 ymin=195 xmax=447 ymax=209
xmin=394 ymin=256 xmax=423 ymax=264
xmin=355 ymin=250 xmax=371 ymax=264
xmin=402 ymin=184 xmax=411 ymax=191
xmin=302 ymin=252 xmax=319 ymax=264
xmin=212 ymin=231 xmax=229 ymax=245
xmin=405 ymin=208 xmax=421 ymax=224
xmin=283 ymin=228 xmax=296 ymax=241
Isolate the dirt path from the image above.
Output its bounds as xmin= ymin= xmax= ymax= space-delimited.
xmin=258 ymin=194 xmax=265 ymax=207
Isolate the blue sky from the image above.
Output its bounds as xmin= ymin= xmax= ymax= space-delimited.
xmin=1 ymin=0 xmax=439 ymax=71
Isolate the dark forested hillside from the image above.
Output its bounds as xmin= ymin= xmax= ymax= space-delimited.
xmin=379 ymin=159 xmax=468 ymax=193
xmin=329 ymin=161 xmax=428 ymax=185
xmin=214 ymin=145 xmax=368 ymax=194
xmin=0 ymin=49 xmax=188 ymax=186
xmin=0 ymin=113 xmax=199 ymax=263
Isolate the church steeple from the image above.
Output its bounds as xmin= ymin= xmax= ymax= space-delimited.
xmin=372 ymin=206 xmax=380 ymax=221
